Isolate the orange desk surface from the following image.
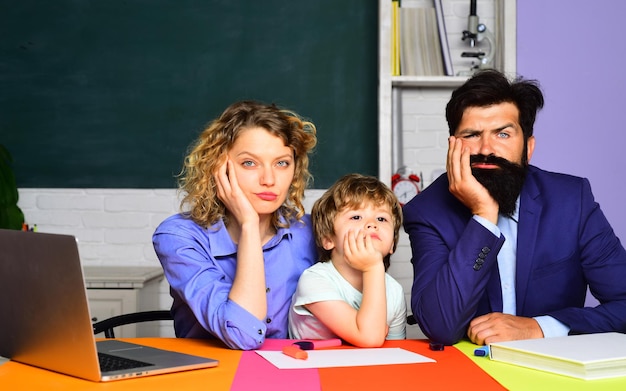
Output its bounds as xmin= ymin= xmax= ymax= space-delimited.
xmin=0 ymin=338 xmax=502 ymax=390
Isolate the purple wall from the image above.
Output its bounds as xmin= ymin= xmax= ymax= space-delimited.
xmin=517 ymin=0 xmax=626 ymax=242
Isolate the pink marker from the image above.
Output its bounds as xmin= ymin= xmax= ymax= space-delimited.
xmin=293 ymin=338 xmax=342 ymax=350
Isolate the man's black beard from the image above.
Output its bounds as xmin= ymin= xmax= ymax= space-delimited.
xmin=470 ymin=154 xmax=527 ymax=218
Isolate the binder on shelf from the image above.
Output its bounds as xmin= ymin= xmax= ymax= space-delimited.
xmin=391 ymin=0 xmax=400 ymax=76
xmin=398 ymin=6 xmax=444 ymax=76
xmin=434 ymin=0 xmax=453 ymax=76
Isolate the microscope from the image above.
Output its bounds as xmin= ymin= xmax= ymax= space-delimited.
xmin=458 ymin=0 xmax=495 ymax=75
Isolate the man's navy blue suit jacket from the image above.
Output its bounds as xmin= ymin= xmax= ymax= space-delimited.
xmin=403 ymin=165 xmax=626 ymax=345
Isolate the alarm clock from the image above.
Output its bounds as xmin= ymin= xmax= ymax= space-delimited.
xmin=391 ymin=170 xmax=421 ymax=206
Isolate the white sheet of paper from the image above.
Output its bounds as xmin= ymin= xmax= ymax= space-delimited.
xmin=255 ymin=347 xmax=435 ymax=369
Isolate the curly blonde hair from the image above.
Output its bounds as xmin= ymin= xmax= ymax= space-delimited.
xmin=178 ymin=100 xmax=317 ymax=228
xmin=311 ymin=173 xmax=403 ymax=270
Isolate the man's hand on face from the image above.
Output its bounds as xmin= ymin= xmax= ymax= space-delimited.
xmin=447 ymin=136 xmax=499 ymax=224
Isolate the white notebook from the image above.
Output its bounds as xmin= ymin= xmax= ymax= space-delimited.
xmin=489 ymin=332 xmax=626 ymax=380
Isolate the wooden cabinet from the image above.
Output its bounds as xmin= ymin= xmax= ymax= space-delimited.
xmin=84 ymin=266 xmax=164 ymax=338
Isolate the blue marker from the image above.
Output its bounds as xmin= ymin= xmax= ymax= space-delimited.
xmin=473 ymin=346 xmax=490 ymax=357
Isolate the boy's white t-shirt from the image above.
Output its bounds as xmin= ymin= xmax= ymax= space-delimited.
xmin=288 ymin=260 xmax=407 ymax=340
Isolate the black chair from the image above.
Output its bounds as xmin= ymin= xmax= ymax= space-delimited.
xmin=92 ymin=310 xmax=173 ymax=338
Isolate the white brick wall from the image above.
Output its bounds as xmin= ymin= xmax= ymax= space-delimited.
xmin=399 ymin=87 xmax=451 ymax=187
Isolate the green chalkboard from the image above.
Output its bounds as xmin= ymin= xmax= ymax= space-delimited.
xmin=0 ymin=1 xmax=378 ymax=189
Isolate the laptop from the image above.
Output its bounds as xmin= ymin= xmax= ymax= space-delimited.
xmin=0 ymin=229 xmax=218 ymax=382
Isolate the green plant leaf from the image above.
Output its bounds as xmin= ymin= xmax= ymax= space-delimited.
xmin=0 ymin=143 xmax=25 ymax=230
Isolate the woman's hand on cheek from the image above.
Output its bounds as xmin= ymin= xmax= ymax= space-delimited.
xmin=214 ymin=160 xmax=258 ymax=226
xmin=214 ymin=159 xmax=230 ymax=201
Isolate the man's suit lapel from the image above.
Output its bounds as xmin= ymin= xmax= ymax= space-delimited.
xmin=516 ymin=169 xmax=543 ymax=315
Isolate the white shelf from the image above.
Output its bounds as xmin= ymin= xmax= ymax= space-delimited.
xmin=391 ymin=75 xmax=468 ymax=88
xmin=84 ymin=266 xmax=163 ymax=289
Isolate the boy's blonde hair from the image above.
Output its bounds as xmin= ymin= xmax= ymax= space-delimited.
xmin=311 ymin=173 xmax=403 ymax=270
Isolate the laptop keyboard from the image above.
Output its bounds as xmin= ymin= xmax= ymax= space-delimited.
xmin=98 ymin=352 xmax=153 ymax=372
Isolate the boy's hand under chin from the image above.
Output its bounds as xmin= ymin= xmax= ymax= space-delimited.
xmin=343 ymin=229 xmax=385 ymax=273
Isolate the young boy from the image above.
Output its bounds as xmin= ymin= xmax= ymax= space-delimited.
xmin=289 ymin=174 xmax=406 ymax=347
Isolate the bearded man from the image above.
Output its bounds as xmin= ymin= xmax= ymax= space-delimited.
xmin=403 ymin=69 xmax=626 ymax=346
